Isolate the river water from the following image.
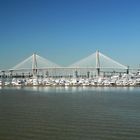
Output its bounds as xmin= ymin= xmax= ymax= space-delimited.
xmin=0 ymin=87 xmax=140 ymax=140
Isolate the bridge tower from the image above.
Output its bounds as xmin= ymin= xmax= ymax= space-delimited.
xmin=126 ymin=65 xmax=129 ymax=74
xmin=96 ymin=50 xmax=100 ymax=76
xmin=32 ymin=53 xmax=38 ymax=77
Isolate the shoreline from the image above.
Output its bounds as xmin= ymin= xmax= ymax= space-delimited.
xmin=1 ymin=85 xmax=140 ymax=88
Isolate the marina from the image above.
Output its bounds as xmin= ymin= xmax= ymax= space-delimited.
xmin=0 ymin=73 xmax=140 ymax=87
xmin=0 ymin=51 xmax=140 ymax=87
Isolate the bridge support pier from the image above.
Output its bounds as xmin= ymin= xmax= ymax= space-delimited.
xmin=75 ymin=70 xmax=78 ymax=78
xmin=126 ymin=66 xmax=129 ymax=74
xmin=96 ymin=68 xmax=100 ymax=76
xmin=96 ymin=50 xmax=100 ymax=77
xmin=32 ymin=53 xmax=38 ymax=78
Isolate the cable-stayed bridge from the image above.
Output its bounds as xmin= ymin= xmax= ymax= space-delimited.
xmin=0 ymin=51 xmax=134 ymax=78
xmin=69 ymin=51 xmax=127 ymax=69
xmin=12 ymin=53 xmax=61 ymax=70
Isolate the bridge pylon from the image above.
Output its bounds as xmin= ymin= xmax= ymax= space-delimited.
xmin=32 ymin=53 xmax=38 ymax=78
xmin=96 ymin=50 xmax=100 ymax=76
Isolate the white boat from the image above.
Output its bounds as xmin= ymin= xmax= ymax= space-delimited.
xmin=0 ymin=81 xmax=2 ymax=86
xmin=4 ymin=81 xmax=10 ymax=86
xmin=103 ymin=80 xmax=111 ymax=86
xmin=116 ymin=80 xmax=123 ymax=86
xmin=12 ymin=81 xmax=22 ymax=86
xmin=32 ymin=79 xmax=39 ymax=86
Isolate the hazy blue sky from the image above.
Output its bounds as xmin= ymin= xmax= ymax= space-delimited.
xmin=0 ymin=0 xmax=140 ymax=69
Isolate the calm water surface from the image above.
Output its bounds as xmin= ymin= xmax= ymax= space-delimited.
xmin=0 ymin=87 xmax=140 ymax=140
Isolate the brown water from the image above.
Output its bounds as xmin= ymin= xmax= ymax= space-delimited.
xmin=0 ymin=87 xmax=140 ymax=140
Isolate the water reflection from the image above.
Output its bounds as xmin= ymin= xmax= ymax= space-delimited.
xmin=14 ymin=86 xmax=140 ymax=93
xmin=0 ymin=86 xmax=139 ymax=94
